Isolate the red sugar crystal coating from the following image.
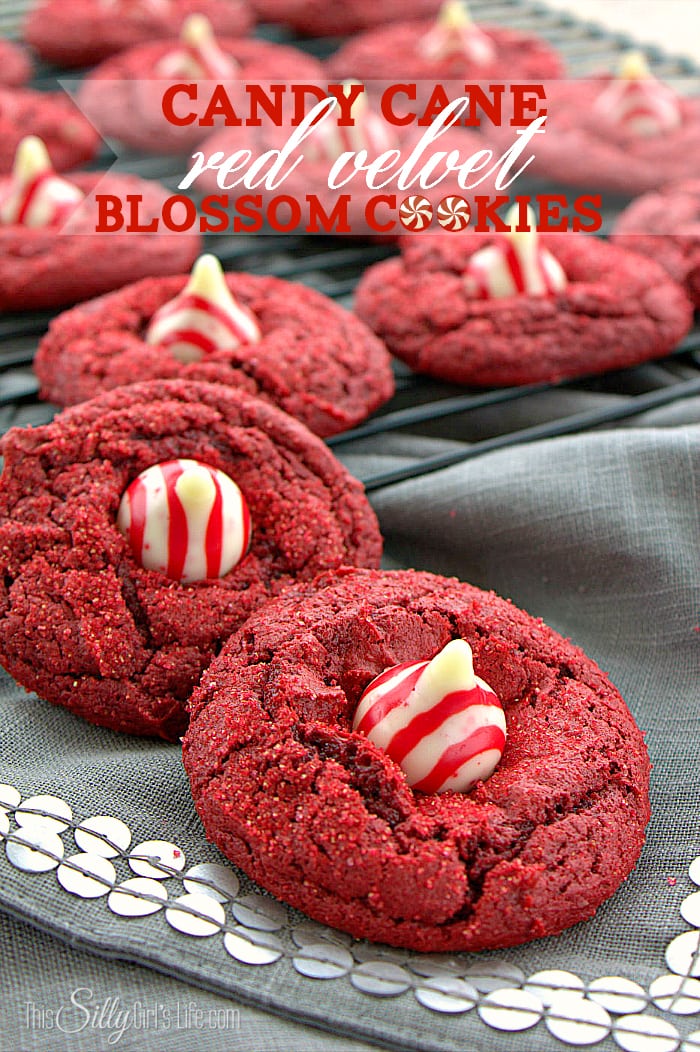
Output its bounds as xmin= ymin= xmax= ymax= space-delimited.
xmin=184 ymin=567 xmax=650 ymax=952
xmin=0 ymin=382 xmax=382 ymax=740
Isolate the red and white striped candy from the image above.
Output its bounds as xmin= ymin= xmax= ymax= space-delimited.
xmin=463 ymin=204 xmax=567 ymax=300
xmin=419 ymin=1 xmax=495 ymax=65
xmin=146 ymin=254 xmax=261 ymax=364
xmin=353 ymin=639 xmax=506 ymax=794
xmin=117 ymin=459 xmax=251 ymax=583
xmin=0 ymin=137 xmax=83 ymax=229
xmin=399 ymin=195 xmax=433 ymax=232
xmin=437 ymin=195 xmax=471 ymax=232
xmin=155 ymin=14 xmax=239 ymax=79
xmin=595 ymin=52 xmax=681 ymax=137
xmin=307 ymin=85 xmax=398 ymax=164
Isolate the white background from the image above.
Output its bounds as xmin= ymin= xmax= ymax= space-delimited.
xmin=543 ymin=0 xmax=700 ymax=63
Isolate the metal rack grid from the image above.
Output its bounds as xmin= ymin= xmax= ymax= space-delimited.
xmin=0 ymin=0 xmax=699 ymax=486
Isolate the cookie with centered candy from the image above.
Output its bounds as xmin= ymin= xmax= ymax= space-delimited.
xmin=34 ymin=254 xmax=394 ymax=437
xmin=326 ymin=1 xmax=564 ymax=84
xmin=183 ymin=566 xmax=651 ymax=952
xmin=0 ymin=380 xmax=382 ymax=740
xmin=78 ymin=16 xmax=324 ymax=154
xmin=487 ymin=52 xmax=700 ymax=196
xmin=354 ymin=205 xmax=693 ymax=387
xmin=0 ymin=137 xmax=201 ymax=312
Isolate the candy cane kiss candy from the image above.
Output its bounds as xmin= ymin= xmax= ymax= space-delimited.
xmin=464 ymin=203 xmax=568 ymax=299
xmin=146 ymin=254 xmax=261 ymax=364
xmin=117 ymin=459 xmax=251 ymax=583
xmin=155 ymin=14 xmax=239 ymax=80
xmin=594 ymin=51 xmax=682 ymax=138
xmin=0 ymin=136 xmax=84 ymax=229
xmin=353 ymin=638 xmax=506 ymax=793
xmin=419 ymin=1 xmax=496 ymax=66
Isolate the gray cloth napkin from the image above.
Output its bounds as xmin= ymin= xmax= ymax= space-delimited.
xmin=1 ymin=381 xmax=699 ymax=1052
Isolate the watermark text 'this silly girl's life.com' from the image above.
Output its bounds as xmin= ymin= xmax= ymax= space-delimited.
xmin=22 ymin=988 xmax=240 ymax=1045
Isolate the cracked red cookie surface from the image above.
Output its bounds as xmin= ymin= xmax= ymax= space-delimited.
xmin=0 ymin=40 xmax=31 ymax=88
xmin=0 ymin=381 xmax=382 ymax=740
xmin=486 ymin=69 xmax=700 ymax=196
xmin=24 ymin=0 xmax=253 ymax=69
xmin=0 ymin=171 xmax=201 ymax=312
xmin=611 ymin=180 xmax=700 ymax=308
xmin=0 ymin=88 xmax=99 ymax=174
xmin=34 ymin=267 xmax=394 ymax=437
xmin=354 ymin=231 xmax=693 ymax=387
xmin=183 ymin=566 xmax=650 ymax=952
xmin=325 ymin=15 xmax=564 ymax=83
xmin=251 ymin=0 xmax=443 ymax=36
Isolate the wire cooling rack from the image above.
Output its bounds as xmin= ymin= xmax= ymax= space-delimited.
xmin=0 ymin=0 xmax=699 ymax=487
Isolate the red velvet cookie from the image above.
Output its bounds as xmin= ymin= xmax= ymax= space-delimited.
xmin=0 ymin=381 xmax=382 ymax=740
xmin=0 ymin=39 xmax=32 ymax=87
xmin=611 ymin=180 xmax=700 ymax=308
xmin=34 ymin=259 xmax=394 ymax=437
xmin=326 ymin=10 xmax=564 ymax=83
xmin=354 ymin=228 xmax=693 ymax=387
xmin=24 ymin=0 xmax=253 ymax=69
xmin=79 ymin=32 xmax=324 ymax=154
xmin=0 ymin=87 xmax=99 ymax=174
xmin=0 ymin=169 xmax=201 ymax=313
xmin=252 ymin=0 xmax=442 ymax=37
xmin=491 ymin=70 xmax=700 ymax=196
xmin=183 ymin=566 xmax=651 ymax=952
